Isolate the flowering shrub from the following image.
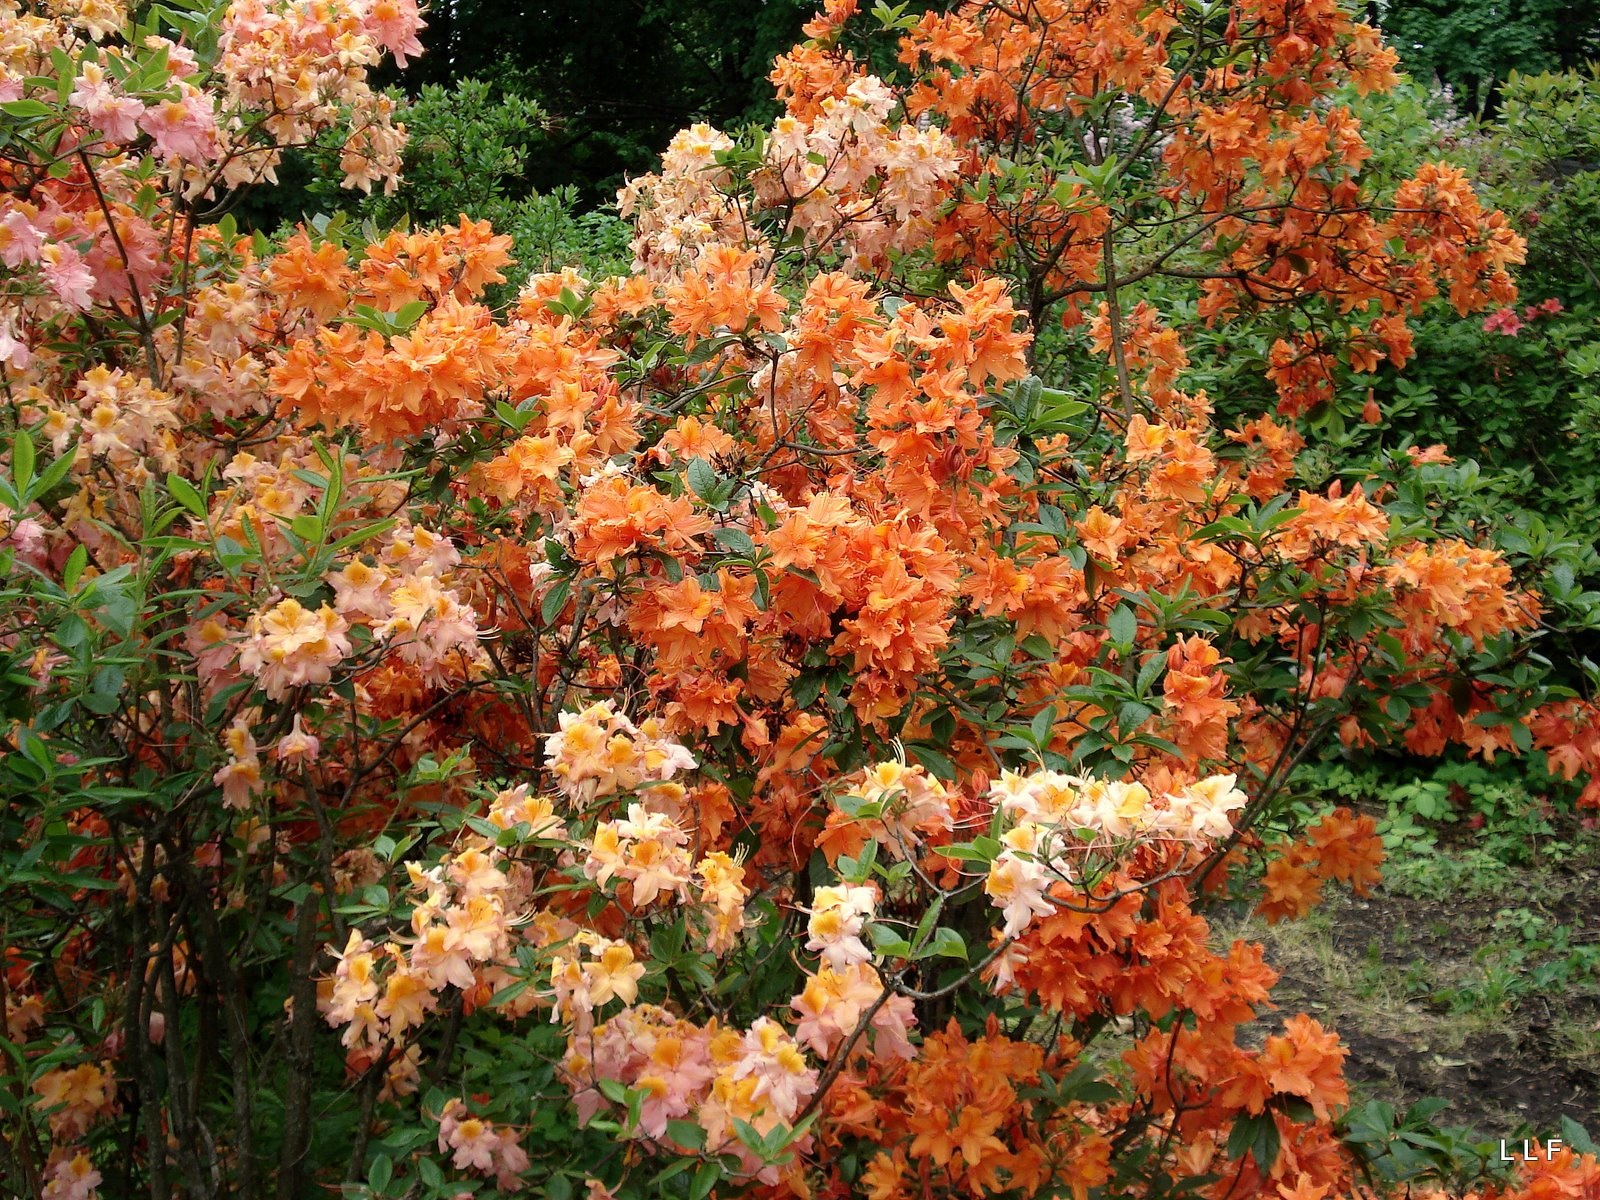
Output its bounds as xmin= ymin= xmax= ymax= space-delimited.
xmin=3 ymin=2 xmax=1599 ymax=1199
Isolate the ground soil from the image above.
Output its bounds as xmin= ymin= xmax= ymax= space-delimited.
xmin=1214 ymin=848 xmax=1600 ymax=1137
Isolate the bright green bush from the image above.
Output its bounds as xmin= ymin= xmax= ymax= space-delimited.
xmin=302 ymin=78 xmax=634 ymax=290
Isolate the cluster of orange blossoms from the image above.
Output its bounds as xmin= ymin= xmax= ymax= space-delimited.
xmin=4 ymin=0 xmax=1600 ymax=1198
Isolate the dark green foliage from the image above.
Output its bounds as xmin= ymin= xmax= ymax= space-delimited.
xmin=389 ymin=0 xmax=815 ymax=202
xmin=1374 ymin=0 xmax=1600 ymax=114
xmin=274 ymin=79 xmax=636 ymax=291
xmin=1371 ymin=69 xmax=1600 ymax=588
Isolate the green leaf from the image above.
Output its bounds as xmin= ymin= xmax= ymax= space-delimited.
xmin=712 ymin=526 xmax=756 ymax=555
xmin=905 ymin=743 xmax=956 ymax=780
xmin=55 ymin=613 xmax=88 ymax=649
xmin=541 ymin=578 xmax=572 ymax=624
xmin=0 ymin=98 xmax=53 ymax=119
xmin=62 ymin=545 xmax=88 ymax=592
xmin=937 ymin=841 xmax=994 ymax=863
xmin=12 ymin=430 xmax=36 ymax=500
xmin=416 ymin=1155 xmax=444 ymax=1189
xmin=651 ymin=1158 xmax=694 ymax=1186
xmin=1228 ymin=1111 xmax=1280 ymax=1167
xmin=1561 ymin=1117 xmax=1598 ymax=1155
xmin=686 ymin=457 xmax=721 ymax=501
xmin=166 ymin=473 xmax=207 ymax=518
xmin=368 ymin=1153 xmax=393 ymax=1194
xmin=866 ymin=923 xmax=912 ymax=958
xmin=924 ymin=927 xmax=968 ymax=960
xmin=1255 ymin=1113 xmax=1281 ymax=1170
xmin=31 ymin=441 xmax=75 ymax=500
xmin=1030 ymin=704 xmax=1056 ymax=747
xmin=79 ymin=692 xmax=121 ymax=716
xmin=667 ymin=1119 xmax=707 ymax=1150
xmin=690 ymin=1162 xmax=720 ymax=1200
xmin=393 ymin=299 xmax=430 ymax=329
xmin=1107 ymin=603 xmax=1137 ymax=647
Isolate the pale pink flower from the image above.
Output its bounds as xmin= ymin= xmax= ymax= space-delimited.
xmin=1482 ymin=306 xmax=1523 ymax=336
xmin=364 ymin=0 xmax=425 ymax=67
xmin=138 ymin=88 xmax=218 ymax=164
xmin=0 ymin=211 xmax=43 ymax=268
xmin=0 ymin=317 xmax=32 ymax=369
xmin=437 ymin=1099 xmax=501 ymax=1172
xmin=275 ymin=714 xmax=321 ymax=765
xmin=68 ymin=62 xmax=143 ymax=142
xmin=731 ymin=1017 xmax=816 ymax=1120
xmin=212 ymin=720 xmax=263 ymax=811
xmin=238 ymin=598 xmax=352 ymax=699
xmin=792 ymin=962 xmax=916 ymax=1059
xmin=41 ymin=1153 xmax=101 ymax=1200
xmin=804 ymin=884 xmax=876 ymax=970
xmin=492 ymin=1129 xmax=529 ymax=1189
xmin=39 ymin=243 xmax=95 ymax=312
xmin=985 ymin=829 xmax=1056 ymax=938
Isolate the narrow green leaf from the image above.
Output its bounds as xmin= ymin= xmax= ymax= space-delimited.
xmin=12 ymin=431 xmax=35 ymax=500
xmin=166 ymin=473 xmax=206 ymax=518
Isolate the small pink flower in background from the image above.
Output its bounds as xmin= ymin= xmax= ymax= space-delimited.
xmin=144 ymin=35 xmax=198 ymax=77
xmin=443 ymin=1116 xmax=498 ymax=1172
xmin=434 ymin=1099 xmax=527 ymax=1187
xmin=5 ymin=516 xmax=47 ymax=567
xmin=1513 ymin=297 xmax=1562 ymax=325
xmin=276 ymin=714 xmax=321 ymax=764
xmin=41 ymin=1152 xmax=101 ymax=1200
xmin=366 ymin=0 xmax=426 ymax=68
xmin=0 ymin=318 xmax=32 ymax=370
xmin=1482 ymin=306 xmax=1523 ymax=336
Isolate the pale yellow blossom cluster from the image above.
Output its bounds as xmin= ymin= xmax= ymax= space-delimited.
xmin=212 ymin=718 xmax=265 ymax=810
xmin=829 ymin=759 xmax=953 ymax=861
xmin=757 ymin=75 xmax=959 ymax=269
xmin=319 ymin=779 xmax=597 ymax=1091
xmin=215 ymin=0 xmax=422 ymax=193
xmin=983 ymin=769 xmax=1249 ymax=938
xmin=228 ymin=522 xmax=487 ymax=701
xmin=549 ymin=932 xmax=648 ymax=1028
xmin=621 ymin=74 xmax=959 ymax=280
xmin=618 ymin=123 xmax=751 ymax=278
xmin=791 ymin=962 xmax=916 ymax=1061
xmin=238 ymin=597 xmax=352 ymax=700
xmin=18 ymin=367 xmax=181 ymax=488
xmin=543 ymin=700 xmax=698 ymax=805
xmin=585 ymin=803 xmax=694 ymax=906
xmin=805 ymin=883 xmax=878 ymax=970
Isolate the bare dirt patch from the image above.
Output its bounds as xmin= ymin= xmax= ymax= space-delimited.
xmin=1213 ymin=845 xmax=1600 ymax=1137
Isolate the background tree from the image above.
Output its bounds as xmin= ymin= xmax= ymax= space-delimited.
xmin=1371 ymin=0 xmax=1600 ymax=114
